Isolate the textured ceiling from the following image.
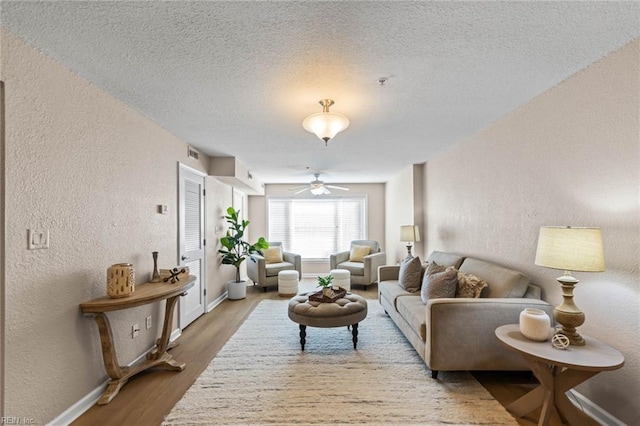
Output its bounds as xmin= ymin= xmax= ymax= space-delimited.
xmin=2 ymin=1 xmax=639 ymax=184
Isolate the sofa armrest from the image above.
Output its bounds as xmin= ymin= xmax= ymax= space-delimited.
xmin=247 ymin=254 xmax=266 ymax=285
xmin=283 ymin=252 xmax=302 ymax=278
xmin=330 ymin=251 xmax=350 ymax=269
xmin=378 ymin=265 xmax=400 ymax=282
xmin=363 ymin=251 xmax=386 ymax=283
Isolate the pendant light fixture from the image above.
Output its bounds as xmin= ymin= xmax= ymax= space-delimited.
xmin=302 ymin=99 xmax=350 ymax=146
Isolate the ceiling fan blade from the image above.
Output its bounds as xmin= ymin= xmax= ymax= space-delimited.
xmin=326 ymin=185 xmax=349 ymax=191
xmin=288 ymin=185 xmax=309 ymax=191
xmin=321 ymin=186 xmax=331 ymax=195
xmin=294 ymin=187 xmax=311 ymax=195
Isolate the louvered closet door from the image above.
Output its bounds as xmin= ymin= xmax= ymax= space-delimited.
xmin=178 ymin=164 xmax=206 ymax=329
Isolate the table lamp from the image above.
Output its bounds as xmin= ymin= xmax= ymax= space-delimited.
xmin=534 ymin=226 xmax=605 ymax=346
xmin=400 ymin=225 xmax=420 ymax=261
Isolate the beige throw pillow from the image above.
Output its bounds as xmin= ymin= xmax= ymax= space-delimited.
xmin=421 ymin=261 xmax=458 ymax=304
xmin=263 ymin=246 xmax=283 ymax=264
xmin=398 ymin=256 xmax=422 ymax=293
xmin=349 ymin=244 xmax=371 ymax=262
xmin=456 ymin=272 xmax=488 ymax=298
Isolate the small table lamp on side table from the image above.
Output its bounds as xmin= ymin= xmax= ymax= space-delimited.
xmin=495 ymin=324 xmax=624 ymax=426
xmin=400 ymin=225 xmax=420 ymax=262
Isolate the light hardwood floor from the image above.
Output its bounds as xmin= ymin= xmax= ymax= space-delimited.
xmin=73 ymin=282 xmax=562 ymax=426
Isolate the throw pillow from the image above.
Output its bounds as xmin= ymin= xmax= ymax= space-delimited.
xmin=398 ymin=256 xmax=422 ymax=293
xmin=349 ymin=244 xmax=371 ymax=262
xmin=421 ymin=262 xmax=458 ymax=303
xmin=263 ymin=246 xmax=283 ymax=264
xmin=456 ymin=272 xmax=488 ymax=298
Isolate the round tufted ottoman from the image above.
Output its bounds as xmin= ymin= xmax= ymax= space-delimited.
xmin=288 ymin=293 xmax=368 ymax=350
xmin=278 ymin=270 xmax=299 ymax=296
xmin=330 ymin=268 xmax=351 ymax=292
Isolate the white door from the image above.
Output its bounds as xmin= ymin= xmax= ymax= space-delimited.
xmin=178 ymin=164 xmax=206 ymax=329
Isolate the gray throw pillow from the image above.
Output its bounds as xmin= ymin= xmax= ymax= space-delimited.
xmin=421 ymin=262 xmax=458 ymax=303
xmin=398 ymin=256 xmax=422 ymax=293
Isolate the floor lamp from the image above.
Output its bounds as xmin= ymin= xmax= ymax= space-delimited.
xmin=534 ymin=226 xmax=605 ymax=346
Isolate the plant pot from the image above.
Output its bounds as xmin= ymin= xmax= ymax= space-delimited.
xmin=227 ymin=280 xmax=247 ymax=300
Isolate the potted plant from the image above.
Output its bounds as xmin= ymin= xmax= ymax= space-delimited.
xmin=218 ymin=207 xmax=268 ymax=300
xmin=317 ymin=274 xmax=334 ymax=297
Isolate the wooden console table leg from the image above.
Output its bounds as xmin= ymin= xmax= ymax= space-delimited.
xmin=147 ymin=295 xmax=186 ymax=370
xmin=92 ymin=313 xmax=131 ymax=405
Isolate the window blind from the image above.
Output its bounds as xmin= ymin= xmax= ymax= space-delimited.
xmin=267 ymin=196 xmax=366 ymax=259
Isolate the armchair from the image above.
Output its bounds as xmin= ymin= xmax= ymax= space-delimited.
xmin=329 ymin=240 xmax=386 ymax=288
xmin=247 ymin=242 xmax=301 ymax=292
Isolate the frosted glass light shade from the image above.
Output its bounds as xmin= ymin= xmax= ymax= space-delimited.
xmin=534 ymin=226 xmax=605 ymax=272
xmin=302 ymin=112 xmax=349 ymax=142
xmin=400 ymin=225 xmax=420 ymax=243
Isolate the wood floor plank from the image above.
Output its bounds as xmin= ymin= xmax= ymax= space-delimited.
xmin=72 ymin=282 xmax=559 ymax=426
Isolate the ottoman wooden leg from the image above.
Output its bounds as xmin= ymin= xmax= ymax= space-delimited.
xmin=299 ymin=324 xmax=306 ymax=351
xmin=352 ymin=323 xmax=359 ymax=349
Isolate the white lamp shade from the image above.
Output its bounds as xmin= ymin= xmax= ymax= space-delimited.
xmin=302 ymin=112 xmax=350 ymax=141
xmin=534 ymin=226 xmax=605 ymax=272
xmin=400 ymin=225 xmax=420 ymax=243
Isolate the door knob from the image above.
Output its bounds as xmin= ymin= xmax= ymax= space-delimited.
xmin=181 ymin=255 xmax=189 ymax=261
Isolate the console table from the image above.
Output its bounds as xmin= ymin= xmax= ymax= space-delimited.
xmin=495 ymin=324 xmax=624 ymax=426
xmin=80 ymin=276 xmax=195 ymax=405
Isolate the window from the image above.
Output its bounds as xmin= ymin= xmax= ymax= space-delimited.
xmin=267 ymin=196 xmax=367 ymax=259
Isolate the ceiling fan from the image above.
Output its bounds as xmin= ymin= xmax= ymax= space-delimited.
xmin=289 ymin=173 xmax=350 ymax=195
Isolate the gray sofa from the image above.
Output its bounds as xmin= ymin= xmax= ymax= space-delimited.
xmin=378 ymin=251 xmax=554 ymax=378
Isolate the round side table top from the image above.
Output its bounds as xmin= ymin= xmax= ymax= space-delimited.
xmin=495 ymin=324 xmax=624 ymax=372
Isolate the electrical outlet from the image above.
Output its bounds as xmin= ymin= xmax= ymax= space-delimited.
xmin=132 ymin=323 xmax=140 ymax=338
xmin=146 ymin=316 xmax=152 ymax=330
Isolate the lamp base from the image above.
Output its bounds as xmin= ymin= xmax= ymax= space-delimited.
xmin=404 ymin=244 xmax=414 ymax=262
xmin=554 ymin=274 xmax=586 ymax=346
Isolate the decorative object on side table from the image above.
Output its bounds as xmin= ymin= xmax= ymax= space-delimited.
xmin=150 ymin=251 xmax=162 ymax=283
xmin=519 ymin=308 xmax=552 ymax=341
xmin=400 ymin=225 xmax=420 ymax=261
xmin=218 ymin=206 xmax=269 ymax=300
xmin=534 ymin=226 xmax=605 ymax=346
xmin=551 ymin=333 xmax=570 ymax=350
xmin=162 ymin=267 xmax=187 ymax=283
xmin=106 ymin=263 xmax=135 ymax=298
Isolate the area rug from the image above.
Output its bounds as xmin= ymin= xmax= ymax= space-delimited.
xmin=163 ymin=299 xmax=517 ymax=425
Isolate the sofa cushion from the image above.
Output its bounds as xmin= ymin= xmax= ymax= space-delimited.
xmin=421 ymin=262 xmax=458 ymax=303
xmin=456 ymin=272 xmax=488 ymax=298
xmin=396 ymin=295 xmax=427 ymax=342
xmin=398 ymin=256 xmax=422 ymax=293
xmin=349 ymin=244 xmax=371 ymax=262
xmin=336 ymin=261 xmax=365 ymax=276
xmin=265 ymin=262 xmax=295 ymax=277
xmin=428 ymin=251 xmax=464 ymax=269
xmin=379 ymin=281 xmax=415 ymax=309
xmin=459 ymin=257 xmax=530 ymax=298
xmin=263 ymin=246 xmax=283 ymax=264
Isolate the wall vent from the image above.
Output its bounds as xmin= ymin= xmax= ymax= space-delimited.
xmin=187 ymin=146 xmax=200 ymax=160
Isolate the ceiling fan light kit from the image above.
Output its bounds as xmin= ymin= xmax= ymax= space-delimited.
xmin=302 ymin=99 xmax=349 ymax=146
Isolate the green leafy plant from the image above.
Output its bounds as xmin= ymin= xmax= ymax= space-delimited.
xmin=218 ymin=207 xmax=269 ymax=283
xmin=317 ymin=274 xmax=334 ymax=288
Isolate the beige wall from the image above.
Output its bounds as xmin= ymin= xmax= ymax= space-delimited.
xmin=0 ymin=29 xmax=220 ymax=423
xmin=248 ymin=183 xmax=385 ymax=275
xmin=423 ymin=39 xmax=639 ymax=424
xmin=384 ymin=164 xmax=426 ymax=265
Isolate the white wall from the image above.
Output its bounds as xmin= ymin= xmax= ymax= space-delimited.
xmin=423 ymin=38 xmax=639 ymax=424
xmin=1 ymin=29 xmax=212 ymax=423
xmin=248 ymin=183 xmax=385 ymax=275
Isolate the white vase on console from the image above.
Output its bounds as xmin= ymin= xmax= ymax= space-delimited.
xmin=519 ymin=308 xmax=552 ymax=341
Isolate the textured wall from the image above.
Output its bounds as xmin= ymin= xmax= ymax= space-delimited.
xmin=384 ymin=166 xmax=415 ymax=264
xmin=424 ymin=38 xmax=639 ymax=424
xmin=248 ymin=183 xmax=385 ymax=275
xmin=1 ymin=29 xmax=209 ymax=422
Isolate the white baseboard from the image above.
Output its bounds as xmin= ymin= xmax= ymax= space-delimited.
xmin=207 ymin=292 xmax=228 ymax=312
xmin=568 ymin=390 xmax=625 ymax=426
xmin=48 ymin=332 xmax=183 ymax=425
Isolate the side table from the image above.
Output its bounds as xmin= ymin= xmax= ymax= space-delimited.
xmin=80 ymin=276 xmax=196 ymax=405
xmin=495 ymin=324 xmax=624 ymax=426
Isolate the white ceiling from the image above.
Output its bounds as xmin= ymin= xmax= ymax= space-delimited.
xmin=2 ymin=1 xmax=639 ymax=184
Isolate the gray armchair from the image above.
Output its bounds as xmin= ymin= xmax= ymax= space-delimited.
xmin=329 ymin=240 xmax=386 ymax=288
xmin=247 ymin=242 xmax=301 ymax=292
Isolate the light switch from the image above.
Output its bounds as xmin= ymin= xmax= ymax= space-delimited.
xmin=28 ymin=229 xmax=49 ymax=250
xmin=157 ymin=204 xmax=169 ymax=214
